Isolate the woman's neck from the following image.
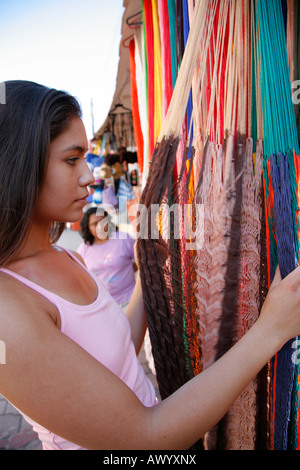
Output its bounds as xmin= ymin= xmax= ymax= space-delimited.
xmin=8 ymin=220 xmax=53 ymax=263
xmin=93 ymin=236 xmax=109 ymax=245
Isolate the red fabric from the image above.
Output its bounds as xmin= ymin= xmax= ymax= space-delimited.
xmin=129 ymin=39 xmax=144 ymax=175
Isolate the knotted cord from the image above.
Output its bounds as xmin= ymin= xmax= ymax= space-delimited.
xmin=132 ymin=0 xmax=300 ymax=449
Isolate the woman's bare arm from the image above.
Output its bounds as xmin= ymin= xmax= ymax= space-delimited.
xmin=1 ymin=267 xmax=300 ymax=450
xmin=125 ymin=273 xmax=147 ymax=354
xmin=125 ymin=242 xmax=147 ymax=354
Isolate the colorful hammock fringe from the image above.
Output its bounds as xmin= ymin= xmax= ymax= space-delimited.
xmin=127 ymin=0 xmax=300 ymax=450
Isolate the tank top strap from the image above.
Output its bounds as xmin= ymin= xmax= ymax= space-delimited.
xmin=53 ymin=245 xmax=90 ymax=272
xmin=53 ymin=244 xmax=79 ymax=261
xmin=0 ymin=245 xmax=92 ymax=306
xmin=0 ymin=265 xmax=62 ymax=305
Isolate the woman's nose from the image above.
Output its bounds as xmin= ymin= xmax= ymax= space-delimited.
xmin=79 ymin=161 xmax=95 ymax=186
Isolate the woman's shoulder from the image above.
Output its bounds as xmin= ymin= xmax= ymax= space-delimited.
xmin=0 ymin=269 xmax=23 ymax=301
xmin=0 ymin=270 xmax=58 ymax=326
xmin=56 ymin=245 xmax=85 ymax=262
xmin=61 ymin=247 xmax=86 ymax=266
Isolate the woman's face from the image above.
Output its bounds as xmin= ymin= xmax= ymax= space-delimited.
xmin=88 ymin=213 xmax=109 ymax=242
xmin=33 ymin=116 xmax=94 ymax=225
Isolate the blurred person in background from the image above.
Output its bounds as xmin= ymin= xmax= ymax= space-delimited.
xmin=78 ymin=206 xmax=136 ymax=311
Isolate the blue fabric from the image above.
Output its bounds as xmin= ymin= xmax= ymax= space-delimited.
xmin=182 ymin=0 xmax=193 ymax=157
xmin=270 ymin=153 xmax=297 ymax=449
xmin=86 ymin=153 xmax=104 ymax=170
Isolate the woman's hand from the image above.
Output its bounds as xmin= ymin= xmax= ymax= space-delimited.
xmin=257 ymin=265 xmax=300 ymax=348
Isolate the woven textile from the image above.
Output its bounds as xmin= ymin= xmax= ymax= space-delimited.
xmin=128 ymin=0 xmax=300 ymax=449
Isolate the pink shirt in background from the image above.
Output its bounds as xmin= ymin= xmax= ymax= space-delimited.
xmin=77 ymin=232 xmax=136 ymax=305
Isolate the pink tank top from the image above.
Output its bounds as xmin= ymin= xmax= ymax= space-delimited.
xmin=0 ymin=247 xmax=157 ymax=450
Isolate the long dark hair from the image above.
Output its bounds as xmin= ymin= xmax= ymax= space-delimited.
xmin=0 ymin=80 xmax=82 ymax=266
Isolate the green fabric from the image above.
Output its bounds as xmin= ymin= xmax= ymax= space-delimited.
xmin=167 ymin=0 xmax=177 ymax=89
xmin=256 ymin=0 xmax=299 ymax=156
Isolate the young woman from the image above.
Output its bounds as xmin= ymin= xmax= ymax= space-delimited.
xmin=78 ymin=206 xmax=136 ymax=311
xmin=1 ymin=80 xmax=300 ymax=450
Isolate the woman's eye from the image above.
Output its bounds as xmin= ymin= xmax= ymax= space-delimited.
xmin=67 ymin=157 xmax=79 ymax=165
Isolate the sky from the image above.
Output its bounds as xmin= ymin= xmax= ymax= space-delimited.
xmin=0 ymin=0 xmax=125 ymax=140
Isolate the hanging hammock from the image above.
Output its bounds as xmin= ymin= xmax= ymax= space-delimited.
xmin=134 ymin=0 xmax=300 ymax=450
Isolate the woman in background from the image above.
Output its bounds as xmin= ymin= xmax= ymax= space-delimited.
xmin=78 ymin=206 xmax=136 ymax=311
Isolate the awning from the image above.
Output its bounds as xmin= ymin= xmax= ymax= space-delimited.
xmin=93 ymin=0 xmax=142 ymax=150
